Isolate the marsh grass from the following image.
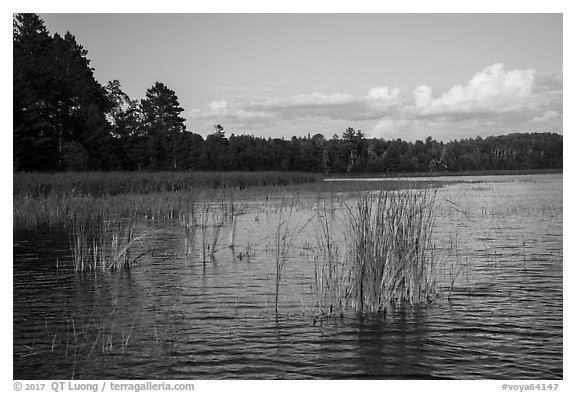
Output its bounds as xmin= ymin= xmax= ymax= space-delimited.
xmin=311 ymin=202 xmax=350 ymax=317
xmin=310 ymin=187 xmax=444 ymax=317
xmin=194 ymin=192 xmax=237 ymax=262
xmin=347 ymin=188 xmax=440 ymax=311
xmin=200 ymin=205 xmax=225 ymax=262
xmin=70 ymin=209 xmax=147 ymax=272
xmin=14 ymin=171 xmax=320 ymax=229
xmin=14 ymin=171 xmax=322 ymax=199
xmin=13 ymin=171 xmax=443 ymax=230
xmin=273 ymin=198 xmax=315 ymax=314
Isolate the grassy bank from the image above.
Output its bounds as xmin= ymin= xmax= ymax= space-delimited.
xmin=13 ymin=171 xmax=447 ymax=229
xmin=14 ymin=171 xmax=323 ymax=198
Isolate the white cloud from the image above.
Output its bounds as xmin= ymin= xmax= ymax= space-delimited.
xmin=531 ymin=110 xmax=560 ymax=123
xmin=406 ymin=63 xmax=536 ymax=118
xmin=189 ymin=99 xmax=229 ymax=119
xmin=207 ymin=100 xmax=229 ymax=116
xmin=188 ymin=64 xmax=562 ymax=141
xmin=366 ymin=87 xmax=402 ymax=112
xmin=368 ymin=64 xmax=562 ymax=140
xmin=372 ymin=119 xmax=410 ymax=136
xmin=414 ymin=85 xmax=433 ymax=108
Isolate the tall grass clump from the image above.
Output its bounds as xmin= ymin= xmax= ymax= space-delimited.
xmin=347 ymin=188 xmax=439 ymax=311
xmin=311 ymin=200 xmax=350 ymax=317
xmin=312 ymin=187 xmax=440 ymax=316
xmin=70 ymin=209 xmax=146 ymax=272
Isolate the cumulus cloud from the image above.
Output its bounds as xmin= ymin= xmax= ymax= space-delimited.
xmin=405 ymin=63 xmax=536 ymax=119
xmin=369 ymin=64 xmax=562 ymax=140
xmin=414 ymin=85 xmax=433 ymax=108
xmin=188 ymin=63 xmax=562 ymax=140
xmin=366 ymin=87 xmax=402 ymax=112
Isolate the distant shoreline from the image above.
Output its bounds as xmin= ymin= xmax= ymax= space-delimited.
xmin=324 ymin=168 xmax=562 ymax=179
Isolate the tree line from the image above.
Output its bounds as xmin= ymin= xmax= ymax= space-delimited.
xmin=14 ymin=13 xmax=563 ymax=174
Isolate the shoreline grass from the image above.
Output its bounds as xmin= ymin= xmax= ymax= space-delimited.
xmin=14 ymin=171 xmax=323 ymax=199
xmin=13 ymin=172 xmax=446 ymax=230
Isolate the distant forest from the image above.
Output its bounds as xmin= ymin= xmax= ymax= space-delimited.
xmin=14 ymin=14 xmax=563 ymax=174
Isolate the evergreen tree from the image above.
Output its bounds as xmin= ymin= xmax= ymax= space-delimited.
xmin=50 ymin=32 xmax=113 ymax=169
xmin=13 ymin=14 xmax=113 ymax=170
xmin=105 ymin=80 xmax=146 ymax=169
xmin=141 ymin=82 xmax=186 ymax=170
xmin=13 ymin=13 xmax=57 ymax=170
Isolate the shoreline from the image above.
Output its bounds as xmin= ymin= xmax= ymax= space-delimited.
xmin=324 ymin=168 xmax=562 ymax=180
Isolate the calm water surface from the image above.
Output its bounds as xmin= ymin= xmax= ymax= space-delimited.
xmin=13 ymin=174 xmax=562 ymax=379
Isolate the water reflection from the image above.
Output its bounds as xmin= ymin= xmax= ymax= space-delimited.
xmin=352 ymin=308 xmax=432 ymax=379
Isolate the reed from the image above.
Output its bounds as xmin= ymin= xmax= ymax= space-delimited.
xmin=348 ymin=188 xmax=439 ymax=310
xmin=196 ymin=194 xmax=228 ymax=262
xmin=14 ymin=171 xmax=322 ymax=199
xmin=273 ymin=199 xmax=315 ymax=314
xmin=14 ymin=171 xmax=444 ymax=230
xmin=14 ymin=171 xmax=316 ymax=230
xmin=311 ymin=186 xmax=440 ymax=316
xmin=311 ymin=200 xmax=350 ymax=317
xmin=69 ymin=208 xmax=147 ymax=272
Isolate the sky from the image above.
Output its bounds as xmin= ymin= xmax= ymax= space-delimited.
xmin=36 ymin=12 xmax=563 ymax=141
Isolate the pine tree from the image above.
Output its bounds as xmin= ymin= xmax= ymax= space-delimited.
xmin=141 ymin=82 xmax=186 ymax=170
xmin=50 ymin=31 xmax=113 ymax=169
xmin=13 ymin=13 xmax=113 ymax=171
xmin=13 ymin=13 xmax=57 ymax=170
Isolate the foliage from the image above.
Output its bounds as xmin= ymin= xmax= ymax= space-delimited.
xmin=13 ymin=14 xmax=112 ymax=171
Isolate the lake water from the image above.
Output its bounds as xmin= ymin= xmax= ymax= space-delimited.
xmin=13 ymin=174 xmax=563 ymax=379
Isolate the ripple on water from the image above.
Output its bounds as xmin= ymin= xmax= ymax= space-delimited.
xmin=13 ymin=174 xmax=563 ymax=379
